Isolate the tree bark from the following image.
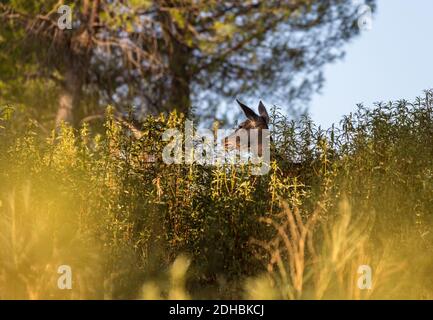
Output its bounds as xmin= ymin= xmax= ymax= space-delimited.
xmin=168 ymin=74 xmax=191 ymax=115
xmin=55 ymin=0 xmax=97 ymax=127
xmin=159 ymin=8 xmax=192 ymax=115
xmin=167 ymin=42 xmax=191 ymax=115
xmin=56 ymin=66 xmax=83 ymax=127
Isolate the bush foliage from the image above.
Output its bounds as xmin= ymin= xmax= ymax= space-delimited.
xmin=1 ymin=92 xmax=433 ymax=299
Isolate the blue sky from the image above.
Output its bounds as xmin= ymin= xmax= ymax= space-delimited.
xmin=309 ymin=0 xmax=433 ymax=128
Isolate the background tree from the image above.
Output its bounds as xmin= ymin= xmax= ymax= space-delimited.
xmin=0 ymin=0 xmax=376 ymax=126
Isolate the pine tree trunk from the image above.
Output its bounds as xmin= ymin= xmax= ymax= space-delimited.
xmin=56 ymin=64 xmax=83 ymax=126
xmin=167 ymin=47 xmax=191 ymax=115
xmin=160 ymin=10 xmax=192 ymax=115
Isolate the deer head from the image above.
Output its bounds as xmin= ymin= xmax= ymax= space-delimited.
xmin=223 ymin=99 xmax=270 ymax=157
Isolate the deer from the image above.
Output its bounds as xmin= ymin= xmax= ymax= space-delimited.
xmin=223 ymin=99 xmax=308 ymax=177
xmin=223 ymin=99 xmax=271 ymax=158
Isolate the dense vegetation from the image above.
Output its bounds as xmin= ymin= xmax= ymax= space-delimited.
xmin=1 ymin=91 xmax=433 ymax=299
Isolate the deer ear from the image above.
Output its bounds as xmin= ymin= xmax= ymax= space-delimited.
xmin=258 ymin=101 xmax=269 ymax=124
xmin=236 ymin=99 xmax=259 ymax=121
